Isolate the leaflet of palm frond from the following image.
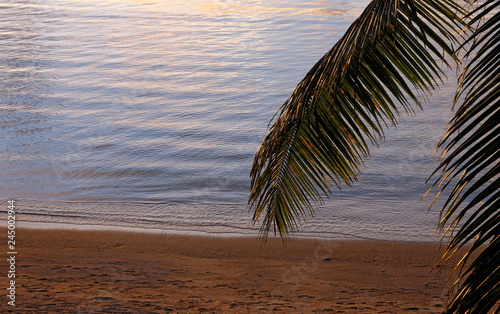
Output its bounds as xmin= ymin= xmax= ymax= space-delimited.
xmin=249 ymin=0 xmax=462 ymax=238
xmin=428 ymin=0 xmax=500 ymax=312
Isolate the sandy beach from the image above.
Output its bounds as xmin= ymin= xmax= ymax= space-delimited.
xmin=2 ymin=228 xmax=462 ymax=313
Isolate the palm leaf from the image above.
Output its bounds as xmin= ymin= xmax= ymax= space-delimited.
xmin=428 ymin=0 xmax=500 ymax=312
xmin=249 ymin=0 xmax=463 ymax=238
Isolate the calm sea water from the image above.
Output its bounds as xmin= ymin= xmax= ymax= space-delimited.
xmin=1 ymin=0 xmax=456 ymax=241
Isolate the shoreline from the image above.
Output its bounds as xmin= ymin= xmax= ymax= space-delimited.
xmin=1 ymin=198 xmax=444 ymax=243
xmin=14 ymin=221 xmax=445 ymax=243
xmin=2 ymin=228 xmax=461 ymax=313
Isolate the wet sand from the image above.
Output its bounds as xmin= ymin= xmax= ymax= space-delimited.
xmin=2 ymin=228 xmax=461 ymax=313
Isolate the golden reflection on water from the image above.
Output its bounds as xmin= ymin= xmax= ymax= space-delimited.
xmin=34 ymin=0 xmax=352 ymax=19
xmin=165 ymin=0 xmax=349 ymax=18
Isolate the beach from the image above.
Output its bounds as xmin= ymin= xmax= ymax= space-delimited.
xmin=2 ymin=228 xmax=462 ymax=313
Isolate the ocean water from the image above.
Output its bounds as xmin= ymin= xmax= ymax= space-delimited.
xmin=0 ymin=0 xmax=456 ymax=241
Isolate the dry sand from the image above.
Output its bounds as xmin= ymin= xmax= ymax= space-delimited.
xmin=1 ymin=228 xmax=462 ymax=313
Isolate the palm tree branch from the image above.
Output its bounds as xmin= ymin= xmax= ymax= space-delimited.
xmin=249 ymin=0 xmax=463 ymax=238
xmin=428 ymin=0 xmax=499 ymax=312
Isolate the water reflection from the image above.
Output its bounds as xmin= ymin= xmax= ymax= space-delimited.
xmin=0 ymin=1 xmax=62 ymax=196
xmin=195 ymin=0 xmax=350 ymax=18
xmin=0 ymin=0 xmax=453 ymax=240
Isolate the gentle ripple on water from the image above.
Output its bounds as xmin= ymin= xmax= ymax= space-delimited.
xmin=0 ymin=0 xmax=456 ymax=241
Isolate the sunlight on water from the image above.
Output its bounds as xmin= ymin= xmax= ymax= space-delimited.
xmin=0 ymin=0 xmax=455 ymax=241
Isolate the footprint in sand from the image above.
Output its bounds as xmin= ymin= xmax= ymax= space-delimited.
xmin=75 ymin=271 xmax=132 ymax=313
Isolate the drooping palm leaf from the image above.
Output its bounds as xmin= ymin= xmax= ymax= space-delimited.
xmin=428 ymin=0 xmax=500 ymax=312
xmin=249 ymin=0 xmax=463 ymax=238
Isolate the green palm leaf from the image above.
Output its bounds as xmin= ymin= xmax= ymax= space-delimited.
xmin=428 ymin=0 xmax=500 ymax=312
xmin=249 ymin=0 xmax=463 ymax=238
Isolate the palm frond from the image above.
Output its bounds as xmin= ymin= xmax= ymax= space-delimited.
xmin=428 ymin=0 xmax=500 ymax=312
xmin=249 ymin=0 xmax=463 ymax=238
